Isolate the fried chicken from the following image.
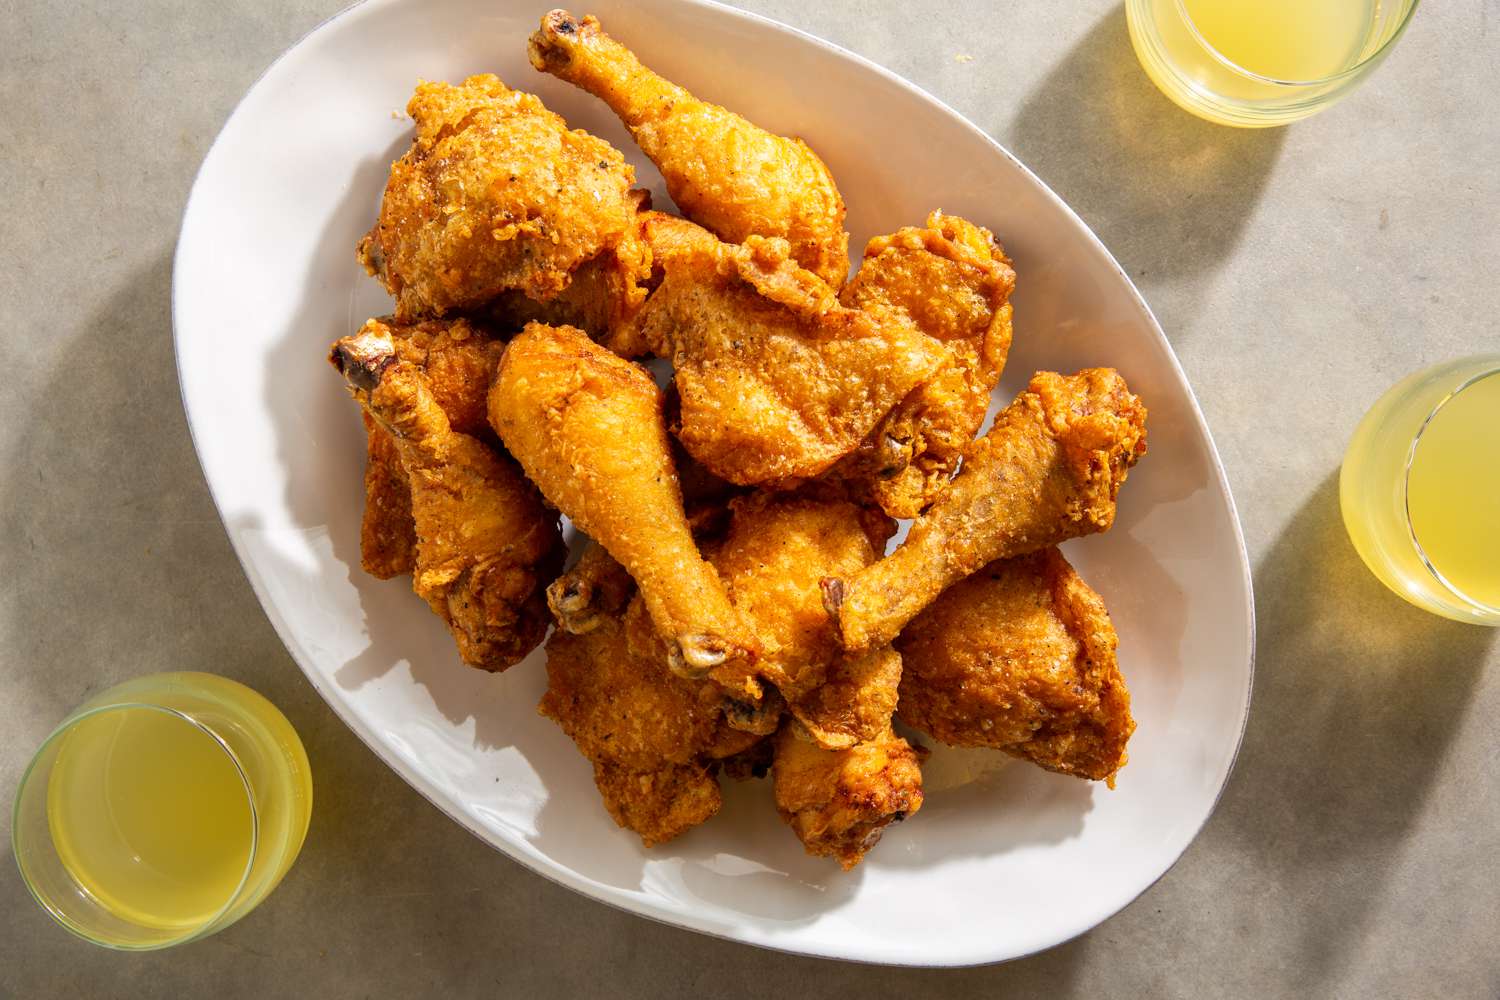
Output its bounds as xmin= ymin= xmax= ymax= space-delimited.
xmin=702 ymin=490 xmax=899 ymax=747
xmin=358 ymin=74 xmax=640 ymax=320
xmin=635 ymin=235 xmax=948 ymax=486
xmin=488 ymin=322 xmax=758 ymax=681
xmin=528 ymin=10 xmax=850 ymax=286
xmin=771 ymin=722 xmax=925 ymax=869
xmin=896 ymin=548 xmax=1134 ymax=786
xmin=824 ymin=368 xmax=1148 ymax=652
xmin=837 ymin=212 xmax=1017 ymax=518
xmin=540 ymin=594 xmax=762 ymax=846
xmin=545 ymin=537 xmax=634 ymax=636
xmin=331 ymin=326 xmax=564 ymax=671
xmin=355 ymin=316 xmax=508 ymax=578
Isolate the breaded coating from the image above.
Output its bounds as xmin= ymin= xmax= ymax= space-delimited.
xmin=541 ymin=597 xmax=761 ymax=846
xmin=825 ymin=368 xmax=1148 ymax=652
xmin=358 ymin=74 xmax=639 ymax=319
xmin=529 ymin=10 xmax=850 ymax=286
xmin=545 ymin=537 xmax=634 ymax=635
xmin=354 ymin=316 xmax=508 ymax=578
xmin=771 ymin=723 xmax=925 ymax=869
xmin=837 ymin=212 xmax=1017 ymax=518
xmin=635 ymin=235 xmax=947 ymax=486
xmin=789 ymin=646 xmax=902 ymax=751
xmin=710 ymin=491 xmax=891 ymax=701
xmin=483 ymin=190 xmax=655 ymax=351
xmin=895 ymin=548 xmax=1134 ymax=786
xmin=331 ymin=326 xmax=564 ymax=671
xmin=361 ymin=410 xmax=417 ymax=579
xmin=489 ymin=322 xmax=758 ymax=680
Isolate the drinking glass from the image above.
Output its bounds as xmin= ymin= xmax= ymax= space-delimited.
xmin=13 ymin=672 xmax=313 ymax=949
xmin=1126 ymin=0 xmax=1420 ymax=127
xmin=1341 ymin=356 xmax=1500 ymax=625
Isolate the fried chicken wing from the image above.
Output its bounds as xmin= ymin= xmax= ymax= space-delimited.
xmin=896 ymin=548 xmax=1134 ymax=785
xmin=635 ymin=235 xmax=948 ymax=485
xmin=332 ymin=326 xmax=564 ymax=671
xmin=358 ymin=74 xmax=640 ymax=320
xmin=837 ymin=212 xmax=1017 ymax=518
xmin=825 ymin=369 xmax=1148 ymax=652
xmin=789 ymin=646 xmax=903 ymax=751
xmin=489 ymin=322 xmax=758 ymax=679
xmin=541 ymin=595 xmax=761 ymax=846
xmin=771 ymin=722 xmax=925 ymax=869
xmin=528 ymin=10 xmax=850 ymax=286
xmin=354 ymin=316 xmax=508 ymax=578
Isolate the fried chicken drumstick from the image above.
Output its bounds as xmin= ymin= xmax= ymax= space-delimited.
xmin=528 ymin=10 xmax=850 ymax=286
xmin=488 ymin=322 xmax=758 ymax=680
xmin=896 ymin=548 xmax=1135 ymax=786
xmin=825 ymin=368 xmax=1147 ymax=652
xmin=332 ymin=326 xmax=564 ymax=671
xmin=355 ymin=316 xmax=508 ymax=579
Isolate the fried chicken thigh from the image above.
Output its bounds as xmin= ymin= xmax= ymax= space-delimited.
xmin=358 ymin=74 xmax=640 ymax=319
xmin=896 ymin=548 xmax=1134 ymax=785
xmin=771 ymin=722 xmax=925 ymax=869
xmin=528 ymin=10 xmax=850 ymax=286
xmin=838 ymin=212 xmax=1017 ymax=518
xmin=332 ymin=326 xmax=564 ymax=671
xmin=825 ymin=369 xmax=1148 ymax=652
xmin=635 ymin=235 xmax=948 ymax=486
xmin=488 ymin=322 xmax=758 ymax=680
xmin=355 ymin=316 xmax=508 ymax=578
xmin=541 ymin=596 xmax=761 ymax=846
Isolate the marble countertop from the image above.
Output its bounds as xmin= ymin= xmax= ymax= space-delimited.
xmin=3 ymin=1 xmax=1496 ymax=996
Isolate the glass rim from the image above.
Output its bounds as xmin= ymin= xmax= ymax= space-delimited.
xmin=1172 ymin=0 xmax=1422 ymax=88
xmin=12 ymin=700 xmax=261 ymax=951
xmin=1403 ymin=364 xmax=1500 ymax=619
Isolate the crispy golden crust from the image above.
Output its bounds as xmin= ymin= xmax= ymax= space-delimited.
xmin=836 ymin=212 xmax=1017 ymax=518
xmin=540 ymin=597 xmax=761 ymax=845
xmin=895 ymin=548 xmax=1135 ymax=786
xmin=826 ymin=368 xmax=1148 ymax=652
xmin=354 ymin=316 xmax=508 ymax=578
xmin=635 ymin=235 xmax=948 ymax=486
xmin=789 ymin=646 xmax=902 ymax=751
xmin=528 ymin=11 xmax=849 ymax=286
xmin=546 ymin=538 xmax=635 ymax=635
xmin=707 ymin=491 xmax=890 ymax=703
xmin=771 ymin=723 xmax=925 ymax=869
xmin=489 ymin=322 xmax=758 ymax=680
xmin=360 ymin=410 xmax=417 ymax=579
xmin=332 ymin=326 xmax=564 ymax=671
xmin=358 ymin=74 xmax=639 ymax=320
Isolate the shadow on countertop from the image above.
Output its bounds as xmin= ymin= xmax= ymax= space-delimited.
xmin=1006 ymin=5 xmax=1287 ymax=288
xmin=1210 ymin=470 xmax=1492 ymax=994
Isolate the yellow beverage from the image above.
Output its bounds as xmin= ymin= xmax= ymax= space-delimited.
xmin=1341 ymin=358 xmax=1500 ymax=625
xmin=1127 ymin=0 xmax=1419 ymax=127
xmin=47 ymin=709 xmax=255 ymax=930
xmin=14 ymin=672 xmax=312 ymax=949
xmin=1405 ymin=373 xmax=1500 ymax=609
xmin=1179 ymin=0 xmax=1373 ymax=82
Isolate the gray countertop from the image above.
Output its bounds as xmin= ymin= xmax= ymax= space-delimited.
xmin=3 ymin=1 xmax=1497 ymax=996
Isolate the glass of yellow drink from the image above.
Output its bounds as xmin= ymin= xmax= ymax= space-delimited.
xmin=12 ymin=672 xmax=313 ymax=949
xmin=1341 ymin=356 xmax=1500 ymax=626
xmin=1126 ymin=0 xmax=1420 ymax=127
